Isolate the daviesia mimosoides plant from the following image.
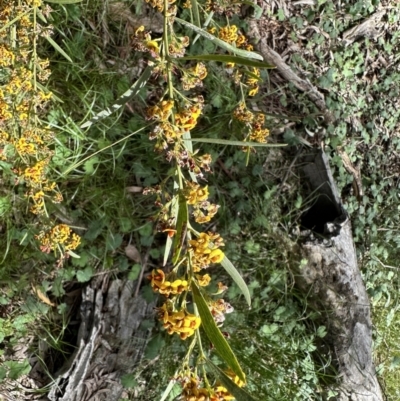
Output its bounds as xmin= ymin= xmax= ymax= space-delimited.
xmin=0 ymin=0 xmax=80 ymax=264
xmin=80 ymin=0 xmax=277 ymax=399
xmin=134 ymin=1 xmax=276 ymax=400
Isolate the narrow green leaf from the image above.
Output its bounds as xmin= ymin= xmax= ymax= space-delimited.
xmin=80 ymin=66 xmax=153 ymax=129
xmin=44 ymin=0 xmax=82 ymax=3
xmin=190 ymin=0 xmax=201 ymax=29
xmin=45 ymin=36 xmax=73 ymax=62
xmin=175 ymin=18 xmax=263 ymax=61
xmin=188 ymin=138 xmax=287 ymax=147
xmin=182 ymin=131 xmax=198 ymax=183
xmin=191 ymin=282 xmax=245 ymax=382
xmin=206 ymin=359 xmax=258 ymax=401
xmin=221 ymin=256 xmax=251 ymax=307
xmin=159 ymin=371 xmax=180 ymax=401
xmin=164 ymin=195 xmax=179 ymax=266
xmin=176 ymin=54 xmax=274 ymax=69
xmin=172 ymin=193 xmax=188 ymax=265
xmin=193 ymin=11 xmax=214 ymax=44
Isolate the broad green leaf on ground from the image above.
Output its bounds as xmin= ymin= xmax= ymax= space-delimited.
xmin=80 ymin=65 xmax=153 ymax=129
xmin=172 ymin=193 xmax=188 ymax=265
xmin=206 ymin=359 xmax=258 ymax=401
xmin=121 ymin=373 xmax=138 ymax=389
xmin=76 ymin=267 xmax=94 ymax=283
xmin=191 ymin=282 xmax=246 ymax=382
xmin=176 ymin=54 xmax=274 ymax=69
xmin=175 ymin=18 xmax=263 ymax=61
xmin=188 ymin=138 xmax=287 ymax=147
xmin=5 ymin=360 xmax=31 ymax=380
xmin=221 ymin=256 xmax=251 ymax=307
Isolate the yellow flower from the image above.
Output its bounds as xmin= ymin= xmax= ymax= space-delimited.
xmin=248 ymin=85 xmax=259 ymax=96
xmin=209 ymin=249 xmax=224 ymax=263
xmin=158 ymin=304 xmax=201 ymax=340
xmin=196 ymin=274 xmax=211 ymax=287
xmin=218 ymin=25 xmax=238 ymax=43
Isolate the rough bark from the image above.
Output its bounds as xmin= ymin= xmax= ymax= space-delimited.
xmin=47 ymin=275 xmax=156 ymax=401
xmin=294 ymin=149 xmax=383 ymax=401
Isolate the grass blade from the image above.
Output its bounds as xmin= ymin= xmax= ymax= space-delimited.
xmin=188 ymin=138 xmax=287 ymax=147
xmin=80 ymin=65 xmax=153 ymax=129
xmin=191 ymin=282 xmax=246 ymax=382
xmin=175 ymin=18 xmax=263 ymax=61
xmin=176 ymin=54 xmax=274 ymax=69
xmin=221 ymin=256 xmax=251 ymax=307
xmin=45 ymin=36 xmax=73 ymax=62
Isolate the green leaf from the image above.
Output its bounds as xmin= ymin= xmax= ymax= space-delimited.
xmin=76 ymin=267 xmax=93 ymax=283
xmin=128 ymin=264 xmax=141 ymax=281
xmin=206 ymin=360 xmax=258 ymax=401
xmin=164 ymin=195 xmax=179 ymax=266
xmin=188 ymin=138 xmax=286 ymax=147
xmin=172 ymin=193 xmax=188 ymax=265
xmin=83 ymin=156 xmax=100 ymax=174
xmin=191 ymin=282 xmax=245 ymax=382
xmin=80 ymin=66 xmax=153 ymax=129
xmin=176 ymin=54 xmax=275 ymax=69
xmin=0 ymin=366 xmax=7 ymax=382
xmin=45 ymin=36 xmax=73 ymax=62
xmin=159 ymin=373 xmax=180 ymax=401
xmin=193 ymin=11 xmax=214 ymax=44
xmin=175 ymin=18 xmax=263 ymax=61
xmin=5 ymin=360 xmax=31 ymax=380
xmin=220 ymin=256 xmax=251 ymax=307
xmin=121 ymin=373 xmax=138 ymax=389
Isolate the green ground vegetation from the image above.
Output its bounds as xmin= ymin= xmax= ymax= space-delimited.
xmin=0 ymin=0 xmax=400 ymax=400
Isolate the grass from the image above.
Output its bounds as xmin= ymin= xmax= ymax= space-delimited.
xmin=0 ymin=0 xmax=400 ymax=400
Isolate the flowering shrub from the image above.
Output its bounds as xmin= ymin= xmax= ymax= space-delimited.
xmin=118 ymin=0 xmax=276 ymax=399
xmin=0 ymin=0 xmax=80 ymax=264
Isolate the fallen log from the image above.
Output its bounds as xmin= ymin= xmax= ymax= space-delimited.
xmin=47 ymin=275 xmax=156 ymax=401
xmin=293 ymin=149 xmax=383 ymax=401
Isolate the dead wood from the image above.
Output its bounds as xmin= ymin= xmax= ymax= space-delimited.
xmin=292 ymin=149 xmax=383 ymax=401
xmin=47 ymin=275 xmax=156 ymax=401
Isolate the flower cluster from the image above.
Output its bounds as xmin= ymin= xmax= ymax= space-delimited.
xmin=149 ymin=269 xmax=189 ymax=296
xmin=0 ymin=0 xmax=80 ymax=260
xmin=158 ymin=303 xmax=201 ymax=340
xmin=139 ymin=0 xmax=253 ymax=397
xmin=189 ymin=232 xmax=225 ymax=271
xmin=179 ymin=372 xmax=244 ymax=401
xmin=36 ymin=224 xmax=81 ymax=254
xmin=233 ymin=103 xmax=270 ymax=143
xmin=185 ymin=182 xmax=220 ymax=224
